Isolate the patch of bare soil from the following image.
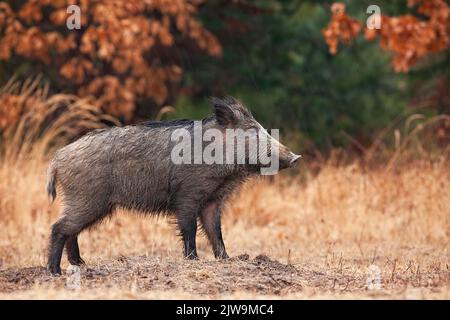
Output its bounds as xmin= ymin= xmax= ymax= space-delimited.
xmin=1 ymin=253 xmax=448 ymax=298
xmin=0 ymin=254 xmax=303 ymax=296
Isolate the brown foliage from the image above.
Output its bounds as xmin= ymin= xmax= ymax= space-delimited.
xmin=322 ymin=3 xmax=361 ymax=55
xmin=322 ymin=0 xmax=450 ymax=72
xmin=0 ymin=0 xmax=221 ymax=122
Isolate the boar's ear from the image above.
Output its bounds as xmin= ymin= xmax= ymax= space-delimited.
xmin=210 ymin=97 xmax=239 ymax=126
xmin=210 ymin=96 xmax=251 ymax=126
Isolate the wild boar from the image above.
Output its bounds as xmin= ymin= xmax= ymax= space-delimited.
xmin=46 ymin=96 xmax=300 ymax=275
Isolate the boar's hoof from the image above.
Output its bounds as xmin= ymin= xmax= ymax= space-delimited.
xmin=185 ymin=253 xmax=199 ymax=260
xmin=68 ymin=257 xmax=85 ymax=266
xmin=48 ymin=265 xmax=62 ymax=276
xmin=216 ymin=252 xmax=229 ymax=260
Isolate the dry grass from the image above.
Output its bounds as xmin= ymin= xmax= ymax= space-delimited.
xmin=0 ymin=79 xmax=449 ymax=299
xmin=0 ymin=154 xmax=448 ymax=299
xmin=0 ymin=77 xmax=118 ymax=160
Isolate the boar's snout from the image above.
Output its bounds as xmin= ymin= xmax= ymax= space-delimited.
xmin=279 ymin=147 xmax=302 ymax=170
xmin=289 ymin=153 xmax=301 ymax=167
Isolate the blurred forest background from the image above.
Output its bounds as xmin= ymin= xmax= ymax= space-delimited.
xmin=0 ymin=0 xmax=448 ymax=158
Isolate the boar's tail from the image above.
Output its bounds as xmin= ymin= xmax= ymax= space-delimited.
xmin=46 ymin=159 xmax=57 ymax=201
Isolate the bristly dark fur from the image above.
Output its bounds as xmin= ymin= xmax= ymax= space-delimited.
xmin=45 ymin=96 xmax=296 ymax=275
xmin=140 ymin=119 xmax=194 ymax=128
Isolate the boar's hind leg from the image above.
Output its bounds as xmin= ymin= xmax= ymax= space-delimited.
xmin=47 ymin=217 xmax=70 ymax=275
xmin=66 ymin=236 xmax=85 ymax=266
xmin=48 ymin=205 xmax=106 ymax=275
xmin=200 ymin=202 xmax=229 ymax=259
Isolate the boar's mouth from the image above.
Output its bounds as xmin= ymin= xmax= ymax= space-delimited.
xmin=289 ymin=154 xmax=301 ymax=167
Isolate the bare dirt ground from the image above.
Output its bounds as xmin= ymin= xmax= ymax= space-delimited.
xmin=0 ymin=159 xmax=449 ymax=299
xmin=0 ymin=254 xmax=302 ymax=296
xmin=0 ymin=247 xmax=449 ymax=299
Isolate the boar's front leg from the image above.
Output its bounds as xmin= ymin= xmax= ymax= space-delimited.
xmin=175 ymin=209 xmax=199 ymax=260
xmin=200 ymin=201 xmax=229 ymax=259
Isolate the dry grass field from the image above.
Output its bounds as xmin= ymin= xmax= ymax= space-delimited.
xmin=0 ymin=152 xmax=449 ymax=299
